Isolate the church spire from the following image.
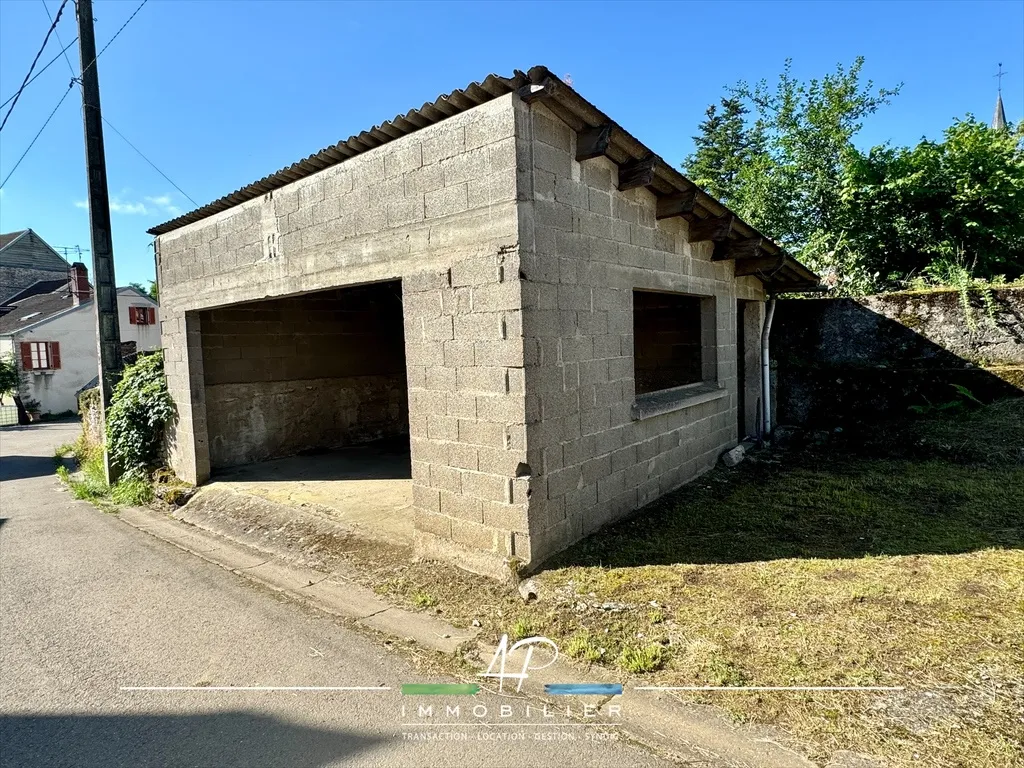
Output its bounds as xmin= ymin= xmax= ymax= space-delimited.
xmin=992 ymin=63 xmax=1008 ymax=131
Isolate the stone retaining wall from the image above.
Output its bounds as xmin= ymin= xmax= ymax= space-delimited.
xmin=773 ymin=288 xmax=1024 ymax=427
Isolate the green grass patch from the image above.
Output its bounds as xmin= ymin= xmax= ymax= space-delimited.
xmin=616 ymin=644 xmax=664 ymax=673
xmin=328 ymin=398 xmax=1024 ymax=768
xmin=412 ymin=591 xmax=437 ymax=609
xmin=509 ymin=617 xmax=534 ymax=641
xmin=56 ymin=452 xmax=109 ymax=501
xmin=564 ymin=632 xmax=602 ymax=662
xmin=111 ymin=475 xmax=155 ymax=505
xmin=55 ymin=437 xmax=159 ymax=509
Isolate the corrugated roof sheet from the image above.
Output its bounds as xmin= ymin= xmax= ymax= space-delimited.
xmin=148 ymin=66 xmax=820 ymax=290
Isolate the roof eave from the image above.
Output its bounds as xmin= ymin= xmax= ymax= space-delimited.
xmin=146 ymin=66 xmax=819 ymax=287
xmin=0 ymin=301 xmax=88 ymax=335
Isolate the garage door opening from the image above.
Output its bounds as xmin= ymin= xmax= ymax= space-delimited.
xmin=197 ymin=280 xmax=412 ymax=543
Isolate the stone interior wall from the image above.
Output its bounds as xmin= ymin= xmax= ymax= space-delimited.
xmin=199 ymin=282 xmax=408 ymax=468
xmin=773 ymin=289 xmax=1024 ymax=427
xmin=515 ymin=100 xmax=766 ymax=565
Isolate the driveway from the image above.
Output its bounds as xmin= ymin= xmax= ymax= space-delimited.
xmin=0 ymin=421 xmax=671 ymax=768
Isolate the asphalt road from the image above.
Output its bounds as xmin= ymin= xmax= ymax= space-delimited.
xmin=0 ymin=421 xmax=671 ymax=768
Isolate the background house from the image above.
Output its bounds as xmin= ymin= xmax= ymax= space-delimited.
xmin=0 ymin=262 xmax=160 ymax=416
xmin=0 ymin=229 xmax=72 ymax=305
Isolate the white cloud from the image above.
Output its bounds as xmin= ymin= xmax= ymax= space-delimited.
xmin=109 ymin=199 xmax=148 ymax=215
xmin=71 ymin=192 xmax=181 ymax=216
xmin=145 ymin=194 xmax=181 ymax=216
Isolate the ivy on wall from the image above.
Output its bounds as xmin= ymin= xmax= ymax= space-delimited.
xmin=105 ymin=352 xmax=174 ymax=475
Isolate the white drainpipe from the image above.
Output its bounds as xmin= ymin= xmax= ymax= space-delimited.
xmin=761 ymin=296 xmax=777 ymax=439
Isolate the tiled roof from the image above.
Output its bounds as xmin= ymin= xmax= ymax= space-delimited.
xmin=2 ymin=278 xmax=68 ymax=305
xmin=0 ymin=291 xmax=74 ymax=334
xmin=0 ymin=230 xmax=27 ymax=250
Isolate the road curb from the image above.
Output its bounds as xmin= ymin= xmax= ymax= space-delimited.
xmin=116 ymin=504 xmax=853 ymax=768
xmin=117 ymin=507 xmax=477 ymax=655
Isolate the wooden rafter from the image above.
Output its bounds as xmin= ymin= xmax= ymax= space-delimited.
xmin=576 ymin=124 xmax=613 ymax=161
xmin=617 ymin=156 xmax=656 ymax=191
xmin=655 ymin=188 xmax=698 ymax=220
xmin=734 ymin=254 xmax=787 ymax=276
xmin=712 ymin=236 xmax=766 ymax=262
xmin=688 ymin=214 xmax=734 ymax=243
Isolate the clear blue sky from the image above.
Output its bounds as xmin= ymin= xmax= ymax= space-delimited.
xmin=1 ymin=0 xmax=1021 ymax=287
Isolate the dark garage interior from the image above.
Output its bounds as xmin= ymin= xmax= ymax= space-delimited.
xmin=198 ymin=280 xmax=409 ymax=469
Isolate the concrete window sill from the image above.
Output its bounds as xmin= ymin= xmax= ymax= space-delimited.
xmin=631 ymin=382 xmax=727 ymax=420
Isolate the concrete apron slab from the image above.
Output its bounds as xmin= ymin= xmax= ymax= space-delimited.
xmin=118 ymin=501 xmax=842 ymax=768
xmin=206 ymin=447 xmax=414 ymax=547
xmin=171 ymin=485 xmax=400 ymax=572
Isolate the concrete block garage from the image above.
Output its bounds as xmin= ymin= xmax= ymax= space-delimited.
xmin=151 ymin=66 xmax=819 ymax=576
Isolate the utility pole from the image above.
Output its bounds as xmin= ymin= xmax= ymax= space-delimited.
xmin=77 ymin=0 xmax=123 ymax=483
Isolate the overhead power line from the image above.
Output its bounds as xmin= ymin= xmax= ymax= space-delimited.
xmin=0 ymin=37 xmax=78 ymax=111
xmin=0 ymin=0 xmax=153 ymax=191
xmin=97 ymin=112 xmax=200 ymax=208
xmin=0 ymin=0 xmax=70 ymax=133
xmin=0 ymin=0 xmax=146 ymax=112
xmin=42 ymin=0 xmax=77 ymax=78
xmin=0 ymin=83 xmax=75 ymax=190
xmin=80 ymin=0 xmax=149 ymax=82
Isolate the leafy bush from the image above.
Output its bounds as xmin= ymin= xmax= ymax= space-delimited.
xmin=0 ymin=353 xmax=18 ymax=402
xmin=106 ymin=352 xmax=174 ymax=474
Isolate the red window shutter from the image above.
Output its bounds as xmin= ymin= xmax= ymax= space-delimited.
xmin=19 ymin=341 xmax=33 ymax=370
xmin=50 ymin=342 xmax=61 ymax=370
xmin=128 ymin=306 xmax=138 ymax=324
xmin=148 ymin=307 xmax=156 ymax=324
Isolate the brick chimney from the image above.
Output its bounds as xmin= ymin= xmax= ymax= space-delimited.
xmin=70 ymin=262 xmax=92 ymax=306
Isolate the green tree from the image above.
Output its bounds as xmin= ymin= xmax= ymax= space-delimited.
xmin=129 ymin=280 xmax=159 ymax=302
xmin=0 ymin=354 xmax=18 ymax=402
xmin=685 ymin=57 xmax=901 ymax=293
xmin=686 ymin=97 xmax=765 ymax=205
xmin=0 ymin=353 xmax=30 ymax=424
xmin=841 ymin=117 xmax=1024 ymax=282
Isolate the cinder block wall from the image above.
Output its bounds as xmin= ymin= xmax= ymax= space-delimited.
xmin=157 ymin=91 xmax=770 ymax=575
xmin=157 ymin=95 xmax=534 ymax=573
xmin=199 ymin=283 xmax=408 ymax=468
xmin=514 ymin=101 xmax=766 ymax=564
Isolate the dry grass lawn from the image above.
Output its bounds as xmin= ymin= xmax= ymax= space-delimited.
xmin=341 ymin=400 xmax=1024 ymax=768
